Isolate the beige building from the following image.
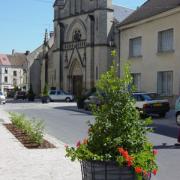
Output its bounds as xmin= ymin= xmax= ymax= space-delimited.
xmin=119 ymin=0 xmax=180 ymax=105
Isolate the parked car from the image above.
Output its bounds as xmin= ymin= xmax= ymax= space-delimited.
xmin=175 ymin=96 xmax=180 ymax=125
xmin=48 ymin=90 xmax=74 ymax=102
xmin=0 ymin=92 xmax=6 ymax=104
xmin=133 ymin=92 xmax=170 ymax=117
xmin=14 ymin=91 xmax=27 ymax=100
xmin=83 ymin=92 xmax=101 ymax=110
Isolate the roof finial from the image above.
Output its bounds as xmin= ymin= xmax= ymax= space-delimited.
xmin=44 ymin=29 xmax=48 ymax=44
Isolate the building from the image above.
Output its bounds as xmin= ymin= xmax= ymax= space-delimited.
xmin=27 ymin=30 xmax=54 ymax=96
xmin=0 ymin=51 xmax=27 ymax=94
xmin=119 ymin=0 xmax=180 ymax=105
xmin=52 ymin=0 xmax=133 ymax=96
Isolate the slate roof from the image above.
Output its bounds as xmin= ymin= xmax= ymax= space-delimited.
xmin=113 ymin=5 xmax=134 ymax=22
xmin=7 ymin=53 xmax=27 ymax=67
xmin=120 ymin=0 xmax=180 ymax=26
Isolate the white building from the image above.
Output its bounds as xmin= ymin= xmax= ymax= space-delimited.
xmin=0 ymin=53 xmax=27 ymax=94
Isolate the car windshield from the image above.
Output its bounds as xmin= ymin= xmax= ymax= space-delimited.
xmin=142 ymin=94 xmax=152 ymax=101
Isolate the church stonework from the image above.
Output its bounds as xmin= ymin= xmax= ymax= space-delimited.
xmin=53 ymin=0 xmax=133 ymax=96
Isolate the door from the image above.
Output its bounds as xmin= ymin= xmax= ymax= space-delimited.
xmin=73 ymin=76 xmax=83 ymax=97
xmin=56 ymin=90 xmax=63 ymax=100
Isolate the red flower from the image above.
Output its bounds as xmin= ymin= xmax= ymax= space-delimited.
xmin=118 ymin=147 xmax=124 ymax=154
xmin=152 ymin=169 xmax=157 ymax=175
xmin=135 ymin=167 xmax=143 ymax=174
xmin=153 ymin=149 xmax=158 ymax=155
xmin=127 ymin=160 xmax=133 ymax=167
xmin=76 ymin=141 xmax=81 ymax=148
xmin=122 ymin=150 xmax=129 ymax=159
xmin=64 ymin=144 xmax=68 ymax=148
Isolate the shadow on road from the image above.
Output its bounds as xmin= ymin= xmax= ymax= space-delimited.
xmin=53 ymin=106 xmax=92 ymax=115
xmin=154 ymin=144 xmax=180 ymax=149
xmin=6 ymin=99 xmax=41 ymax=104
xmin=152 ymin=123 xmax=179 ymax=139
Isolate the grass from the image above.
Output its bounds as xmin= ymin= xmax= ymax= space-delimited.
xmin=9 ymin=112 xmax=44 ymax=145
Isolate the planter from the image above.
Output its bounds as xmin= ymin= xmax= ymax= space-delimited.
xmin=41 ymin=96 xmax=49 ymax=104
xmin=80 ymin=161 xmax=150 ymax=180
xmin=28 ymin=96 xmax=35 ymax=102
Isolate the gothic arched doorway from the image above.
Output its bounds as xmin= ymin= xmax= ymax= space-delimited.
xmin=69 ymin=59 xmax=83 ymax=97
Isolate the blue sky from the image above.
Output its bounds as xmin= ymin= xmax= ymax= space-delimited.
xmin=0 ymin=0 xmax=146 ymax=54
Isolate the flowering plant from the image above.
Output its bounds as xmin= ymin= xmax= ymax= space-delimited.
xmin=66 ymin=52 xmax=158 ymax=179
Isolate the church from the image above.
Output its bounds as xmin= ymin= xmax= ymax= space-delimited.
xmin=51 ymin=0 xmax=133 ymax=96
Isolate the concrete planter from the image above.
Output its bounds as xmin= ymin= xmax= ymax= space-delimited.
xmin=41 ymin=96 xmax=49 ymax=104
xmin=81 ymin=161 xmax=150 ymax=180
xmin=81 ymin=161 xmax=135 ymax=180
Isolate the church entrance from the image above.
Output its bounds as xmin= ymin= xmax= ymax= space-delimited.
xmin=69 ymin=59 xmax=83 ymax=97
xmin=73 ymin=75 xmax=83 ymax=97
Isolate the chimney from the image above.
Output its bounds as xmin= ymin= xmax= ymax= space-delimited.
xmin=25 ymin=51 xmax=30 ymax=55
xmin=49 ymin=31 xmax=54 ymax=38
xmin=12 ymin=49 xmax=15 ymax=55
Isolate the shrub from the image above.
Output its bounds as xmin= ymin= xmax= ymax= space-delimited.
xmin=42 ymin=83 xmax=49 ymax=97
xmin=27 ymin=84 xmax=35 ymax=101
xmin=66 ymin=52 xmax=158 ymax=178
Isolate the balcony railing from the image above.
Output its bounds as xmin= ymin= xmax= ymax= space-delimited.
xmin=63 ymin=40 xmax=86 ymax=50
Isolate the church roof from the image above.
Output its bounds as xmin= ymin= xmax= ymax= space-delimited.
xmin=120 ymin=0 xmax=180 ymax=26
xmin=113 ymin=5 xmax=134 ymax=22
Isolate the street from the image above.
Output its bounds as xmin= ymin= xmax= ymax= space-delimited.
xmin=1 ymin=100 xmax=180 ymax=180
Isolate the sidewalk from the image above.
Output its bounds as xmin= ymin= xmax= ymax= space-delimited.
xmin=0 ymin=108 xmax=81 ymax=180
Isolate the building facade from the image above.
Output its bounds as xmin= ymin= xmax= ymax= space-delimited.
xmin=119 ymin=0 xmax=180 ymax=105
xmin=0 ymin=53 xmax=26 ymax=94
xmin=52 ymin=0 xmax=133 ymax=96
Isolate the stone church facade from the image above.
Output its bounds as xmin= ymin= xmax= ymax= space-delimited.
xmin=52 ymin=0 xmax=133 ymax=96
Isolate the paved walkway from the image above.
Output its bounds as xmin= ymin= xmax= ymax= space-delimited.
xmin=0 ymin=108 xmax=81 ymax=180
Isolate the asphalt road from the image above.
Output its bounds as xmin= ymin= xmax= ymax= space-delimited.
xmin=2 ymin=100 xmax=180 ymax=180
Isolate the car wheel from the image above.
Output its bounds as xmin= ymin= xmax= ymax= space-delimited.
xmin=49 ymin=98 xmax=53 ymax=102
xmin=176 ymin=113 xmax=180 ymax=126
xmin=65 ymin=97 xmax=71 ymax=102
xmin=159 ymin=113 xmax=166 ymax=118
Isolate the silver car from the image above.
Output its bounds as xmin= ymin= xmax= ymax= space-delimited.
xmin=0 ymin=92 xmax=6 ymax=104
xmin=49 ymin=90 xmax=74 ymax=102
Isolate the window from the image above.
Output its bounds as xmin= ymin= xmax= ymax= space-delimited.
xmin=13 ymin=78 xmax=17 ymax=86
xmin=57 ymin=91 xmax=62 ymax=95
xmin=157 ymin=71 xmax=173 ymax=96
xmin=73 ymin=29 xmax=82 ymax=42
xmin=5 ymin=68 xmax=8 ymax=74
xmin=49 ymin=91 xmax=56 ymax=95
xmin=158 ymin=29 xmax=174 ymax=52
xmin=96 ymin=66 xmax=99 ymax=80
xmin=4 ymin=77 xmax=8 ymax=83
xmin=129 ymin=37 xmax=142 ymax=57
xmin=132 ymin=73 xmax=141 ymax=91
xmin=13 ymin=71 xmax=17 ymax=76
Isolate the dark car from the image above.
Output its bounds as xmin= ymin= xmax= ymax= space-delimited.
xmin=14 ymin=91 xmax=27 ymax=100
xmin=133 ymin=92 xmax=170 ymax=117
xmin=83 ymin=92 xmax=101 ymax=110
